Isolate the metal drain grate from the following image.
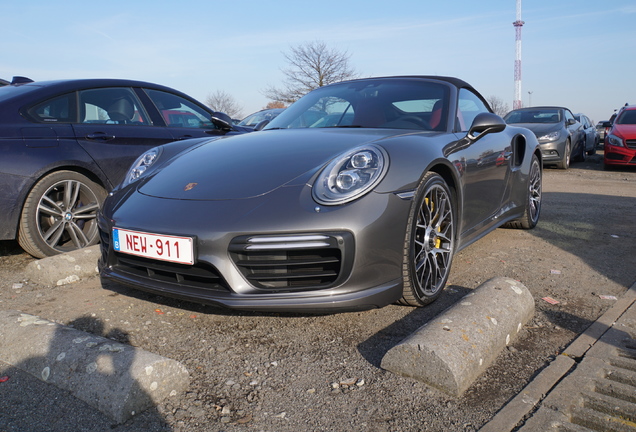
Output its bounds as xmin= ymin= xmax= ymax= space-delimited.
xmin=516 ymin=305 xmax=636 ymax=432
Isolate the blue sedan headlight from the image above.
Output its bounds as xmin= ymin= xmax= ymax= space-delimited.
xmin=122 ymin=147 xmax=163 ymax=188
xmin=313 ymin=144 xmax=388 ymax=205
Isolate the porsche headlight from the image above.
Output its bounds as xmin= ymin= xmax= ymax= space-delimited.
xmin=538 ymin=131 xmax=560 ymax=142
xmin=121 ymin=147 xmax=163 ymax=188
xmin=313 ymin=145 xmax=388 ymax=205
xmin=606 ymin=134 xmax=624 ymax=147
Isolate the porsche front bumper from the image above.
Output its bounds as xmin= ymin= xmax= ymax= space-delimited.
xmin=98 ymin=184 xmax=411 ymax=312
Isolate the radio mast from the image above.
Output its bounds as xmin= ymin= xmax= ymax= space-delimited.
xmin=513 ymin=0 xmax=525 ymax=109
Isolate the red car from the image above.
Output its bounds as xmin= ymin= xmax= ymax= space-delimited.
xmin=604 ymin=105 xmax=636 ymax=168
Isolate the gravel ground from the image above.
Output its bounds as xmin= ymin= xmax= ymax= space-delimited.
xmin=1 ymin=152 xmax=635 ymax=432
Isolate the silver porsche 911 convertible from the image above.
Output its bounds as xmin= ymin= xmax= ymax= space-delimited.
xmin=98 ymin=76 xmax=542 ymax=313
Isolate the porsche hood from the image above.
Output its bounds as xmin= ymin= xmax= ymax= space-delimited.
xmin=137 ymin=128 xmax=403 ymax=200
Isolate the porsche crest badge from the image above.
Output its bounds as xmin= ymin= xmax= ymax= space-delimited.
xmin=184 ymin=182 xmax=198 ymax=192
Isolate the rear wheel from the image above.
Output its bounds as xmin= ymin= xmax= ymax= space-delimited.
xmin=504 ymin=154 xmax=542 ymax=229
xmin=399 ymin=172 xmax=455 ymax=307
xmin=18 ymin=171 xmax=106 ymax=258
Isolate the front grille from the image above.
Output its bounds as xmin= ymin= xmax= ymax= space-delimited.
xmin=229 ymin=233 xmax=353 ymax=291
xmin=605 ymin=152 xmax=636 ymax=163
xmin=113 ymin=253 xmax=229 ymax=292
xmin=626 ymin=139 xmax=636 ymax=149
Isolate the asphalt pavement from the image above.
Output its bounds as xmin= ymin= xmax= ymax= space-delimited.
xmin=2 ymin=247 xmax=636 ymax=431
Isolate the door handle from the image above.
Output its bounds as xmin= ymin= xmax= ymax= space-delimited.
xmin=85 ymin=132 xmax=115 ymax=141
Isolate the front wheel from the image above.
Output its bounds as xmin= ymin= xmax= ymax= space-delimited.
xmin=399 ymin=172 xmax=455 ymax=307
xmin=18 ymin=171 xmax=106 ymax=258
xmin=556 ymin=140 xmax=571 ymax=170
xmin=578 ymin=139 xmax=587 ymax=162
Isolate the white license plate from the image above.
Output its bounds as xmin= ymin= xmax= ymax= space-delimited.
xmin=112 ymin=228 xmax=194 ymax=265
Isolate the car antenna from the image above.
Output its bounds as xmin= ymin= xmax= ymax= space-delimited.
xmin=11 ymin=76 xmax=34 ymax=85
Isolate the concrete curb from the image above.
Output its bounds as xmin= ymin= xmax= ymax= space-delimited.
xmin=24 ymin=245 xmax=100 ymax=286
xmin=0 ymin=310 xmax=190 ymax=423
xmin=381 ymin=277 xmax=535 ymax=397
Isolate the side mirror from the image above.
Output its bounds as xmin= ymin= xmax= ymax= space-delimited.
xmin=467 ymin=112 xmax=506 ymax=141
xmin=211 ymin=111 xmax=234 ymax=131
xmin=602 ymin=121 xmax=612 ymax=128
xmin=566 ymin=118 xmax=577 ymax=126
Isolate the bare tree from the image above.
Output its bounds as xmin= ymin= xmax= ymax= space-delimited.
xmin=263 ymin=41 xmax=358 ymax=104
xmin=206 ymin=90 xmax=244 ymax=119
xmin=487 ymin=95 xmax=510 ymax=118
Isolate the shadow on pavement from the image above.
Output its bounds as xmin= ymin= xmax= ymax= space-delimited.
xmin=0 ymin=316 xmax=172 ymax=432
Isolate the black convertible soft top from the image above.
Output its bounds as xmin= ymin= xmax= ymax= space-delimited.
xmin=338 ymin=75 xmax=476 ymax=92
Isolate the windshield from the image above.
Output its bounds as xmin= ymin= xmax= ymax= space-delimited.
xmin=505 ymin=109 xmax=561 ymax=124
xmin=617 ymin=109 xmax=636 ymax=125
xmin=265 ymin=79 xmax=450 ymax=131
xmin=239 ymin=109 xmax=284 ymax=127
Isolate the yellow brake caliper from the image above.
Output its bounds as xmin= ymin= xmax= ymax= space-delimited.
xmin=425 ymin=196 xmax=442 ymax=249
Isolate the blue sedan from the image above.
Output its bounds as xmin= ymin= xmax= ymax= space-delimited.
xmin=0 ymin=77 xmax=246 ymax=258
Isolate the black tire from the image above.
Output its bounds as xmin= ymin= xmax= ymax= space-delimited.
xmin=578 ymin=139 xmax=587 ymax=162
xmin=556 ymin=139 xmax=571 ymax=170
xmin=399 ymin=172 xmax=455 ymax=307
xmin=18 ymin=171 xmax=106 ymax=258
xmin=504 ymin=154 xmax=542 ymax=229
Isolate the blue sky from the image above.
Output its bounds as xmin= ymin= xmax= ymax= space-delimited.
xmin=2 ymin=1 xmax=634 ymax=123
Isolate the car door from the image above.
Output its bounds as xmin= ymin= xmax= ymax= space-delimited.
xmin=71 ymin=87 xmax=175 ymax=188
xmin=564 ymin=109 xmax=584 ymax=152
xmin=454 ymin=89 xmax=511 ymax=236
xmin=583 ymin=116 xmax=596 ymax=151
xmin=141 ymin=88 xmax=226 ymax=141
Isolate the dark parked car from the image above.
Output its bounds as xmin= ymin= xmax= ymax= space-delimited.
xmin=574 ymin=113 xmax=599 ymax=154
xmin=98 ymin=75 xmax=543 ymax=313
xmin=238 ymin=108 xmax=285 ymax=130
xmin=0 ymin=77 xmax=247 ymax=258
xmin=596 ymin=120 xmax=609 ymax=143
xmin=603 ymin=104 xmax=636 ymax=169
xmin=504 ymin=106 xmax=585 ymax=169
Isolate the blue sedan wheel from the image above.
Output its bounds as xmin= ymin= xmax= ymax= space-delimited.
xmin=400 ymin=172 xmax=456 ymax=306
xmin=18 ymin=171 xmax=106 ymax=258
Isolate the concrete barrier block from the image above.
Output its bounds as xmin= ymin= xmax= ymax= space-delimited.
xmin=381 ymin=277 xmax=535 ymax=397
xmin=24 ymin=245 xmax=100 ymax=286
xmin=0 ymin=310 xmax=189 ymax=423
